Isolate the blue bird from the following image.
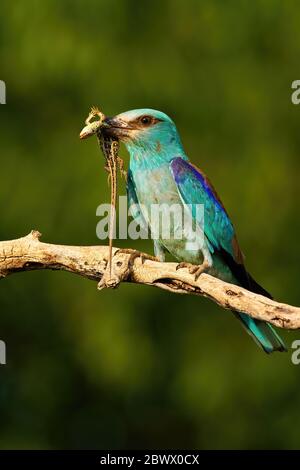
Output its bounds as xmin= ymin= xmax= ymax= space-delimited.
xmin=103 ymin=109 xmax=286 ymax=353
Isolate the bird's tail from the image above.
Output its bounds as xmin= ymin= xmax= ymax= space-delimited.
xmin=234 ymin=312 xmax=287 ymax=353
xmin=234 ymin=271 xmax=287 ymax=353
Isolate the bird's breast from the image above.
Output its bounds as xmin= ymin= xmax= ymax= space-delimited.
xmin=133 ymin=165 xmax=180 ymax=208
xmin=130 ymin=165 xmax=204 ymax=263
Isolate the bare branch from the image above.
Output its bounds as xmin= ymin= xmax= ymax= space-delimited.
xmin=0 ymin=231 xmax=299 ymax=329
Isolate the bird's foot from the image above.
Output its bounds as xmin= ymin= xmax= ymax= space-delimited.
xmin=115 ymin=248 xmax=157 ymax=266
xmin=176 ymin=260 xmax=210 ymax=280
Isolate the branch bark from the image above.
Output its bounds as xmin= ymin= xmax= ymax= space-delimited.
xmin=0 ymin=230 xmax=299 ymax=329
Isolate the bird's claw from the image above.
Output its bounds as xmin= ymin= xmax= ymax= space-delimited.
xmin=115 ymin=248 xmax=157 ymax=266
xmin=176 ymin=260 xmax=210 ymax=280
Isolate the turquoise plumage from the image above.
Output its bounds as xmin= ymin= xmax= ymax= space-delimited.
xmin=103 ymin=109 xmax=286 ymax=353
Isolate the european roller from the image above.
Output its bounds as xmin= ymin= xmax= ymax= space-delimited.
xmin=102 ymin=109 xmax=286 ymax=353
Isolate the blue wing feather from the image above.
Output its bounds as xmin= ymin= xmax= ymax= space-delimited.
xmin=170 ymin=157 xmax=236 ymax=258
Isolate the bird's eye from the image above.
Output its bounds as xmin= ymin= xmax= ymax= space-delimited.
xmin=139 ymin=115 xmax=153 ymax=126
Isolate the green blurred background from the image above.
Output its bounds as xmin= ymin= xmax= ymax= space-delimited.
xmin=0 ymin=0 xmax=300 ymax=450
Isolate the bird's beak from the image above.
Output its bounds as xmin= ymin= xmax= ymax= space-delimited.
xmin=102 ymin=116 xmax=133 ymax=141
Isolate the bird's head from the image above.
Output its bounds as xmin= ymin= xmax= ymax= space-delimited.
xmin=102 ymin=109 xmax=185 ymax=165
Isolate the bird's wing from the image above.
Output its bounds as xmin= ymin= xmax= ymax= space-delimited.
xmin=169 ymin=157 xmax=243 ymax=263
xmin=169 ymin=158 xmax=286 ymax=353
xmin=127 ymin=169 xmax=149 ymax=231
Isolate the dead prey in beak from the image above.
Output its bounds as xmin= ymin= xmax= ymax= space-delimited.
xmin=80 ymin=106 xmax=126 ymax=280
xmin=80 ymin=106 xmax=126 ymax=179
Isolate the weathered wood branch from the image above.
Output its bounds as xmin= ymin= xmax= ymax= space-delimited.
xmin=0 ymin=231 xmax=299 ymax=329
